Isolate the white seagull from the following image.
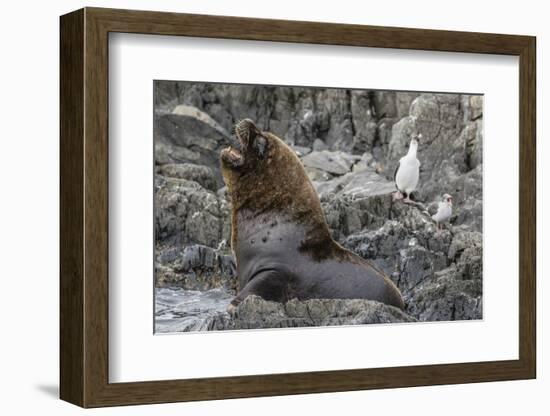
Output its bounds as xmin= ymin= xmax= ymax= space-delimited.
xmin=431 ymin=194 xmax=453 ymax=230
xmin=394 ymin=136 xmax=421 ymax=203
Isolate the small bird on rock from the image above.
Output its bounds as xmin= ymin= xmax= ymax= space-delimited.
xmin=394 ymin=135 xmax=421 ymax=203
xmin=431 ymin=194 xmax=453 ymax=230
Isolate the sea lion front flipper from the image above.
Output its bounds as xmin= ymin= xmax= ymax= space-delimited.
xmin=229 ymin=269 xmax=291 ymax=309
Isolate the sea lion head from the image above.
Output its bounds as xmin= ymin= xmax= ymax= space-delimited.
xmin=220 ymin=118 xmax=327 ymax=229
xmin=220 ymin=118 xmax=267 ymax=172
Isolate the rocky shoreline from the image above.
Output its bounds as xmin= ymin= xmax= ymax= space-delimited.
xmin=154 ymin=83 xmax=483 ymax=330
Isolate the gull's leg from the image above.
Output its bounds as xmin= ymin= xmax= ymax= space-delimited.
xmin=393 ymin=191 xmax=404 ymax=201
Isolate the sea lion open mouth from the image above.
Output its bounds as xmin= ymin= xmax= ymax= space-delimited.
xmin=221 ymin=125 xmax=245 ymax=168
xmin=221 ymin=145 xmax=244 ymax=167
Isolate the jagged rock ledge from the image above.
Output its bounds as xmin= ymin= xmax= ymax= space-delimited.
xmin=204 ymin=295 xmax=417 ymax=331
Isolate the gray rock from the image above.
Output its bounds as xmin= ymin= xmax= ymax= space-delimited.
xmin=315 ymin=169 xmax=397 ymax=238
xmin=154 ymin=82 xmax=276 ymax=132
xmin=396 ymin=92 xmax=421 ymax=119
xmin=320 ymin=89 xmax=355 ymax=151
xmin=155 ymin=175 xmax=230 ymax=247
xmin=462 ymin=94 xmax=484 ymax=122
xmin=315 ymin=167 xmax=395 ymax=200
xmin=397 ymin=246 xmax=448 ymax=290
xmin=350 ymin=90 xmax=377 ymax=152
xmin=291 ymin=145 xmax=312 ymax=157
xmin=305 ymin=167 xmax=333 ymax=182
xmin=464 ymin=119 xmax=483 ymax=170
xmin=372 ymin=91 xmax=397 ymax=119
xmin=351 ymin=152 xmax=376 ymax=172
xmin=206 ymin=296 xmax=417 ymax=330
xmin=312 ymin=138 xmax=329 ymax=151
xmin=342 ymin=214 xmax=481 ymax=322
xmin=343 ymin=214 xmax=452 ymax=289
xmin=155 ymin=244 xmax=237 ymax=290
xmin=302 ymin=150 xmax=360 ymax=175
xmin=156 ymin=163 xmax=217 ymax=192
xmin=410 ymin=94 xmax=463 ymax=143
xmin=405 ymin=265 xmax=482 ymax=321
xmin=154 ymin=105 xmax=231 ymax=186
xmin=314 ymin=168 xmax=407 ymax=239
xmin=448 ymin=229 xmax=482 ymax=262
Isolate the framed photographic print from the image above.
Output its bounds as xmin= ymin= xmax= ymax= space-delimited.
xmin=60 ymin=7 xmax=536 ymax=408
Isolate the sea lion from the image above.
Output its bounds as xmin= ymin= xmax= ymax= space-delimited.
xmin=220 ymin=119 xmax=404 ymax=311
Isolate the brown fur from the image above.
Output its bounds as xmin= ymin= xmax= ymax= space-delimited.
xmin=222 ymin=131 xmax=347 ymax=261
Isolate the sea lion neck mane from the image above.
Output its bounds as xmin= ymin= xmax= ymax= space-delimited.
xmin=221 ymin=121 xmax=334 ymax=260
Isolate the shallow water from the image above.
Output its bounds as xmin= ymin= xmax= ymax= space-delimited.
xmin=155 ymin=287 xmax=233 ymax=333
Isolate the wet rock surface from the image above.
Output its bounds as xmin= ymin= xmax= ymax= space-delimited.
xmin=154 ymin=82 xmax=483 ymax=330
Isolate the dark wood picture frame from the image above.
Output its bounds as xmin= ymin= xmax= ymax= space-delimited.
xmin=60 ymin=7 xmax=536 ymax=408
